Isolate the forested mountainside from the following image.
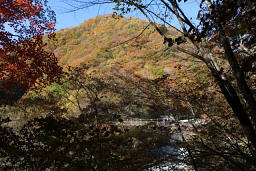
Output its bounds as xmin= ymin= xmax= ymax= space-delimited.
xmin=48 ymin=15 xmax=208 ymax=80
xmin=46 ymin=15 xmax=224 ymax=118
xmin=3 ymin=15 xmax=223 ymax=121
xmin=41 ymin=15 xmax=225 ymax=120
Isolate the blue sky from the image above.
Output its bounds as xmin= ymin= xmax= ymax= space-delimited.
xmin=48 ymin=0 xmax=200 ymax=31
xmin=48 ymin=0 xmax=115 ymax=31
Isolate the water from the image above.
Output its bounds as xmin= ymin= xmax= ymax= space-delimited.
xmin=146 ymin=146 xmax=190 ymax=170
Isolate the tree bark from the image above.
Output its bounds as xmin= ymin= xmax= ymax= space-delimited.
xmin=210 ymin=69 xmax=256 ymax=151
xmin=219 ymin=30 xmax=256 ymax=124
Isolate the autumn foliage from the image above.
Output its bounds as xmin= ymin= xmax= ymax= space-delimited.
xmin=0 ymin=0 xmax=62 ymax=94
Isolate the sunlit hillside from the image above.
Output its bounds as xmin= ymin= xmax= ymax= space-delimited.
xmin=48 ymin=15 xmax=209 ymax=82
xmin=1 ymin=15 xmax=216 ymax=122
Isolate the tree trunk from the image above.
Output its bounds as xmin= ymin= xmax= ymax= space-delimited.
xmin=220 ymin=30 xmax=256 ymax=125
xmin=211 ymin=70 xmax=256 ymax=151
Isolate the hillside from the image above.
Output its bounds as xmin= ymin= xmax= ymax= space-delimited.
xmin=0 ymin=15 xmax=217 ymax=122
xmin=47 ymin=15 xmax=209 ymax=82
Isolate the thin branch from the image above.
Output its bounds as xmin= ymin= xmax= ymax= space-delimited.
xmin=175 ymin=46 xmax=204 ymax=61
xmin=144 ymin=7 xmax=183 ymax=33
xmin=110 ymin=23 xmax=151 ymax=49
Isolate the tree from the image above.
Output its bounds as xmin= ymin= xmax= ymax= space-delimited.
xmin=0 ymin=64 xmax=175 ymax=170
xmin=0 ymin=0 xmax=62 ymax=105
xmin=67 ymin=0 xmax=256 ymax=147
xmin=67 ymin=0 xmax=256 ymax=169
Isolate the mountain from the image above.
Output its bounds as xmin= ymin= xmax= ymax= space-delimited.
xmin=2 ymin=15 xmax=218 ymax=124
xmin=47 ymin=15 xmax=209 ymax=81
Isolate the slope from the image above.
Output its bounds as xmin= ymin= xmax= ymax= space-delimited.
xmin=47 ymin=15 xmax=208 ymax=81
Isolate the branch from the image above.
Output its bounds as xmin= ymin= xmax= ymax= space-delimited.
xmin=144 ymin=7 xmax=183 ymax=33
xmin=175 ymin=46 xmax=205 ymax=61
xmin=110 ymin=23 xmax=151 ymax=49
